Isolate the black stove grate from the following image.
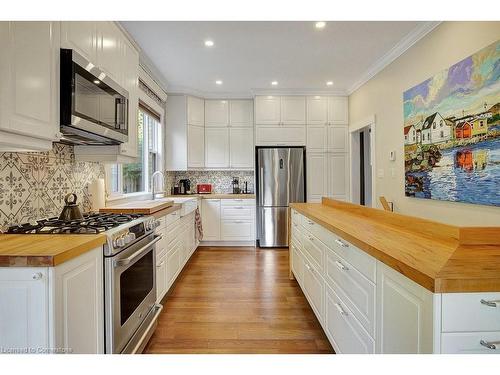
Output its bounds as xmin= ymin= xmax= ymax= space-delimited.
xmin=6 ymin=212 xmax=143 ymax=234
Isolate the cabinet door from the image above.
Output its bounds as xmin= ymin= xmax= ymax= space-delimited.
xmin=327 ymin=125 xmax=348 ymax=153
xmin=166 ymin=244 xmax=181 ymax=289
xmin=96 ymin=21 xmax=122 ymax=85
xmin=205 ymin=128 xmax=230 ymax=168
xmin=230 ymin=128 xmax=254 ymax=168
xmin=201 ymin=199 xmax=221 ymax=241
xmin=255 ymin=96 xmax=280 ymax=125
xmin=281 ymin=96 xmax=306 ymax=125
xmin=230 ymin=99 xmax=253 ymax=127
xmin=328 ymin=97 xmax=348 ymax=124
xmin=255 ymin=126 xmax=306 ymax=146
xmin=119 ymin=39 xmax=139 ymax=158
xmin=221 ymin=220 xmax=254 ymax=241
xmin=187 ymin=125 xmax=205 ymax=168
xmin=60 ymin=21 xmax=97 ymax=63
xmin=307 ymin=153 xmax=327 ymax=203
xmin=187 ymin=96 xmax=205 ymax=126
xmin=307 ymin=96 xmax=328 ymax=125
xmin=0 ymin=22 xmax=60 ymax=141
xmin=52 ymin=247 xmax=104 ymax=354
xmin=302 ymin=260 xmax=325 ymax=324
xmin=307 ymin=126 xmax=327 ymax=153
xmin=376 ymin=261 xmax=434 ymax=354
xmin=0 ymin=267 xmax=49 ymax=350
xmin=205 ymin=100 xmax=229 ymax=127
xmin=156 ymin=252 xmax=167 ymax=303
xmin=327 ymin=153 xmax=349 ymax=200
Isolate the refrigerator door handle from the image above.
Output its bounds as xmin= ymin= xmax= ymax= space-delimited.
xmin=259 ymin=166 xmax=264 ymax=206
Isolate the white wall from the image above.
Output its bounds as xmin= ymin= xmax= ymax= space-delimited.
xmin=349 ymin=21 xmax=500 ymax=226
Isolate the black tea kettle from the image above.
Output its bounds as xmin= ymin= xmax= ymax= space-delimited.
xmin=59 ymin=193 xmax=84 ymax=221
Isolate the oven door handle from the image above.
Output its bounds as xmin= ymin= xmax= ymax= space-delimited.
xmin=114 ymin=234 xmax=163 ymax=268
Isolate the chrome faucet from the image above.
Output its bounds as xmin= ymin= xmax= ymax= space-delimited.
xmin=151 ymin=171 xmax=165 ymax=200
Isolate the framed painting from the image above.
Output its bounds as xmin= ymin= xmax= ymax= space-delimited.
xmin=403 ymin=39 xmax=500 ymax=207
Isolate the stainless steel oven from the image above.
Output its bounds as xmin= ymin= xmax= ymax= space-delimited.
xmin=60 ymin=48 xmax=129 ymax=145
xmin=104 ymin=227 xmax=162 ymax=354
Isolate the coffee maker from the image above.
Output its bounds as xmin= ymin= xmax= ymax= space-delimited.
xmin=179 ymin=179 xmax=191 ymax=194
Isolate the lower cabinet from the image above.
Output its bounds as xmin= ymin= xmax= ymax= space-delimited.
xmin=0 ymin=247 xmax=104 ymax=353
xmin=155 ymin=250 xmax=167 ymax=303
xmin=302 ymin=258 xmax=325 ymax=324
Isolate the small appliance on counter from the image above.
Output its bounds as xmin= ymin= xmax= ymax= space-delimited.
xmin=232 ymin=177 xmax=240 ymax=194
xmin=197 ymin=183 xmax=213 ymax=194
xmin=178 ymin=179 xmax=191 ymax=194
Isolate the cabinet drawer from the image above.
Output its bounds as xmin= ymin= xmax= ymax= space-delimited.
xmin=441 ymin=332 xmax=500 ymax=354
xmin=220 ymin=205 xmax=255 ymax=220
xmin=299 ymin=230 xmax=325 ymax=273
xmin=221 ymin=220 xmax=254 ymax=241
xmin=155 ymin=236 xmax=168 ymax=260
xmin=325 ymin=284 xmax=375 ymax=354
xmin=325 ymin=250 xmax=375 ymax=337
xmin=156 ymin=252 xmax=167 ymax=302
xmin=442 ymin=292 xmax=500 ymax=333
xmin=221 ymin=199 xmax=255 ymax=206
xmin=291 ymin=209 xmax=302 ymax=226
xmin=165 ymin=210 xmax=180 ymax=226
xmin=302 ymin=259 xmax=325 ymax=324
xmin=290 ymin=241 xmax=304 ymax=285
xmin=301 ymin=217 xmax=375 ymax=282
xmin=156 ymin=216 xmax=167 ymax=231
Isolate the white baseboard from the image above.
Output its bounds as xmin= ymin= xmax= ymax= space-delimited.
xmin=199 ymin=240 xmax=256 ymax=247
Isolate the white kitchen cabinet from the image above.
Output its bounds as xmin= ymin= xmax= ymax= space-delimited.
xmin=188 ymin=125 xmax=205 ymax=168
xmin=327 ymin=96 xmax=349 ymax=124
xmin=96 ymin=21 xmax=123 ymax=86
xmin=327 ymin=153 xmax=349 ymax=200
xmin=0 ymin=21 xmax=61 ymax=151
xmin=441 ymin=332 xmax=500 ymax=354
xmin=166 ymin=243 xmax=181 ymax=289
xmin=205 ymin=128 xmax=230 ymax=168
xmin=230 ymin=100 xmax=253 ymax=127
xmin=306 ymin=96 xmax=329 ymax=125
xmin=187 ymin=96 xmax=205 ymax=126
xmin=0 ymin=267 xmax=49 ymax=350
xmin=255 ymin=96 xmax=281 ymax=125
xmin=306 ymin=126 xmax=327 ymax=153
xmin=230 ymin=128 xmax=254 ymax=168
xmin=255 ymin=126 xmax=306 ymax=146
xmin=60 ymin=21 xmax=97 ymax=63
xmin=280 ymin=96 xmax=306 ymax=125
xmin=221 ymin=220 xmax=255 ymax=241
xmin=205 ymin=100 xmax=229 ymax=127
xmin=376 ymin=261 xmax=434 ymax=354
xmin=327 ymin=126 xmax=348 ymax=153
xmin=306 ymin=153 xmax=328 ymax=203
xmin=0 ymin=247 xmax=104 ymax=353
xmin=302 ymin=257 xmax=325 ymax=325
xmin=201 ymin=199 xmax=221 ymax=241
xmin=156 ymin=251 xmax=167 ymax=303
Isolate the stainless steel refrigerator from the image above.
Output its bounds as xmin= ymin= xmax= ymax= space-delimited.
xmin=256 ymin=147 xmax=306 ymax=247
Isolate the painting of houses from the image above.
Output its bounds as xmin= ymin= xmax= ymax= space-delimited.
xmin=403 ymin=39 xmax=500 ymax=207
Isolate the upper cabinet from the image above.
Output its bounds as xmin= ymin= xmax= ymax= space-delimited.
xmin=307 ymin=96 xmax=348 ymax=125
xmin=229 ymin=100 xmax=253 ymax=127
xmin=60 ymin=21 xmax=97 ymax=63
xmin=205 ymin=100 xmax=229 ymax=127
xmin=0 ymin=21 xmax=61 ymax=151
xmin=187 ymin=96 xmax=205 ymax=126
xmin=255 ymin=95 xmax=306 ymax=125
xmin=96 ymin=21 xmax=124 ymax=86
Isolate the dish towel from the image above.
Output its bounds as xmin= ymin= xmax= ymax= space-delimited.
xmin=195 ymin=207 xmax=203 ymax=241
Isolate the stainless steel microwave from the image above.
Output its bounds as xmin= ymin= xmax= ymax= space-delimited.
xmin=60 ymin=49 xmax=129 ymax=145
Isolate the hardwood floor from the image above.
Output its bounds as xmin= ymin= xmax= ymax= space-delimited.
xmin=144 ymin=246 xmax=334 ymax=354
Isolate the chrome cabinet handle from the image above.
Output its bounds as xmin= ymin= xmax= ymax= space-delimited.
xmin=234 ymin=206 xmax=244 ymax=209
xmin=335 ymin=260 xmax=349 ymax=271
xmin=480 ymin=299 xmax=500 ymax=308
xmin=305 ymin=263 xmax=313 ymax=272
xmin=335 ymin=239 xmax=349 ymax=248
xmin=156 ymin=261 xmax=165 ymax=268
xmin=480 ymin=340 xmax=499 ymax=350
xmin=334 ymin=303 xmax=348 ymax=316
xmin=32 ymin=272 xmax=43 ymax=280
xmin=307 ymin=220 xmax=315 ymax=225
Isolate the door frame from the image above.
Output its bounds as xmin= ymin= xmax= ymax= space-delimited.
xmin=349 ymin=115 xmax=377 ymax=207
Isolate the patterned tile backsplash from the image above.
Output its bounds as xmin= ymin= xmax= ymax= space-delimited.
xmin=166 ymin=170 xmax=255 ymax=194
xmin=0 ymin=143 xmax=104 ymax=229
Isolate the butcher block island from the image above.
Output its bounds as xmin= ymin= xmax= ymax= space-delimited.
xmin=289 ymin=198 xmax=500 ymax=354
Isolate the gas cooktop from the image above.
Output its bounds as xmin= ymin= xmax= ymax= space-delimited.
xmin=6 ymin=212 xmax=144 ymax=234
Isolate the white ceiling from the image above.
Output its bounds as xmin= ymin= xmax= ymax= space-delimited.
xmin=121 ymin=21 xmax=433 ymax=97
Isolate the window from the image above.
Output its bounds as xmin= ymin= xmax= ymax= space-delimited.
xmin=440 ymin=120 xmax=443 ymax=127
xmin=107 ymin=104 xmax=163 ymax=196
xmin=432 ymin=122 xmax=436 ymax=129
xmin=440 ymin=130 xmax=444 ymax=138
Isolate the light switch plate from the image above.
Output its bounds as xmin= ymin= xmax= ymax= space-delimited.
xmin=389 ymin=151 xmax=396 ymax=161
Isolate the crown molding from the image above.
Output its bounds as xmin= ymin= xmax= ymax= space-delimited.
xmin=251 ymin=88 xmax=348 ymax=96
xmin=167 ymin=85 xmax=254 ymax=99
xmin=347 ymin=21 xmax=441 ymax=96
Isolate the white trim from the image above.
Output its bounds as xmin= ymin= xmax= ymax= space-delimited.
xmin=139 ymin=66 xmax=168 ymax=102
xmin=347 ymin=21 xmax=441 ymax=95
xmin=251 ymin=88 xmax=347 ymax=96
xmin=199 ymin=241 xmax=256 ymax=247
xmin=349 ymin=118 xmax=377 ymax=208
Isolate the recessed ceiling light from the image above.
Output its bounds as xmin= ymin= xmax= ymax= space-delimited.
xmin=271 ymin=81 xmax=278 ymax=86
xmin=204 ymin=40 xmax=214 ymax=47
xmin=93 ymin=80 xmax=100 ymax=84
xmin=326 ymin=81 xmax=334 ymax=86
xmin=215 ymin=80 xmax=223 ymax=85
xmin=315 ymin=21 xmax=326 ymax=29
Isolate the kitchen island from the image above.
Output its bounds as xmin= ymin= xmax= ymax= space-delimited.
xmin=290 ymin=198 xmax=500 ymax=354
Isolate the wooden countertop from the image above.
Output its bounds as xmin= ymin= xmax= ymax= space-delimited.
xmin=0 ymin=234 xmax=107 ymax=267
xmin=290 ymin=198 xmax=500 ymax=293
xmin=167 ymin=193 xmax=255 ymax=199
xmin=100 ymin=199 xmax=174 ymax=214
